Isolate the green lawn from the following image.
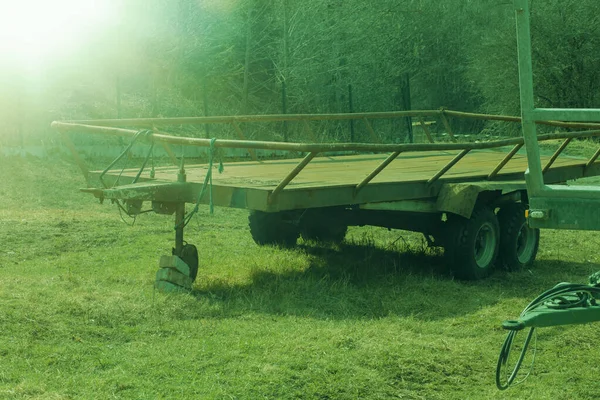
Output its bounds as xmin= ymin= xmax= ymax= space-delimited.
xmin=1 ymin=156 xmax=600 ymax=399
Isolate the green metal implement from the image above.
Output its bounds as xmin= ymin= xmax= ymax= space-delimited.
xmin=496 ymin=272 xmax=600 ymax=390
xmin=501 ymin=277 xmax=600 ymax=332
xmin=495 ymin=2 xmax=600 ymax=390
xmin=515 ymin=0 xmax=600 ymax=230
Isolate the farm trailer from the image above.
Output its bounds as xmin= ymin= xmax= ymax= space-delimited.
xmin=51 ymin=108 xmax=600 ymax=290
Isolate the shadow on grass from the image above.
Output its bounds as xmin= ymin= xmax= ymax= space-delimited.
xmin=191 ymin=237 xmax=599 ymax=321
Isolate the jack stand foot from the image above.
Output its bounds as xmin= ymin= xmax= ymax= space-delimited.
xmin=155 ymin=255 xmax=193 ymax=293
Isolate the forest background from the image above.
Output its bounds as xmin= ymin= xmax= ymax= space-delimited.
xmin=1 ymin=0 xmax=599 ymax=148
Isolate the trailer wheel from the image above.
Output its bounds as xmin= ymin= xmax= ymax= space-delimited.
xmin=497 ymin=203 xmax=539 ymax=271
xmin=180 ymin=244 xmax=199 ymax=282
xmin=445 ymin=206 xmax=500 ymax=280
xmin=248 ymin=211 xmax=300 ymax=247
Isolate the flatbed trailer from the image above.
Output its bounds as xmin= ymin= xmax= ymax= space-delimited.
xmin=88 ymin=150 xmax=598 ymax=212
xmin=52 ymin=109 xmax=600 ymax=288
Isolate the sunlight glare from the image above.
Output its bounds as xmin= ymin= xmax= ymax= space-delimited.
xmin=0 ymin=0 xmax=117 ymax=67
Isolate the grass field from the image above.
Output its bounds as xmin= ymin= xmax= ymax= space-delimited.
xmin=2 ymin=155 xmax=600 ymax=399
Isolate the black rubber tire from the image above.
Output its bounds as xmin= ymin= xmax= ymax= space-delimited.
xmin=180 ymin=244 xmax=199 ymax=282
xmin=300 ymin=222 xmax=348 ymax=243
xmin=497 ymin=203 xmax=540 ymax=271
xmin=445 ymin=206 xmax=500 ymax=280
xmin=248 ymin=211 xmax=300 ymax=247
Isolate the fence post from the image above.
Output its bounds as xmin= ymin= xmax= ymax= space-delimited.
xmin=282 ymin=80 xmax=288 ymax=142
xmin=348 ymin=84 xmax=355 ymax=142
xmin=116 ymin=75 xmax=122 ymax=119
xmin=151 ymin=73 xmax=159 ymax=117
xmin=402 ymin=73 xmax=413 ymax=143
xmin=203 ymin=77 xmax=210 ymax=139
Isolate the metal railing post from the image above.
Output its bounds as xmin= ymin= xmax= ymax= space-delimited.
xmin=515 ymin=0 xmax=545 ymax=195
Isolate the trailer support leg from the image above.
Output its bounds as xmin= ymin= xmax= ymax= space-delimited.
xmin=174 ymin=202 xmax=185 ymax=256
xmin=155 ymin=202 xmax=197 ymax=293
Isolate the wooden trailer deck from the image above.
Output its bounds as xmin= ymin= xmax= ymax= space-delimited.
xmin=51 ymin=110 xmax=600 ymax=213
xmin=91 ymin=149 xmax=600 ymax=212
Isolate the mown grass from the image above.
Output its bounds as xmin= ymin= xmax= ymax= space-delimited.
xmin=1 ymin=156 xmax=600 ymax=399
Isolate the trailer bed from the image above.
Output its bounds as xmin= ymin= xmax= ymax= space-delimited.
xmin=92 ymin=149 xmax=598 ymax=212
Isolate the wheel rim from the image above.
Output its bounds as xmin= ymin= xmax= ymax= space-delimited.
xmin=474 ymin=222 xmax=497 ymax=268
xmin=516 ymin=222 xmax=537 ymax=264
